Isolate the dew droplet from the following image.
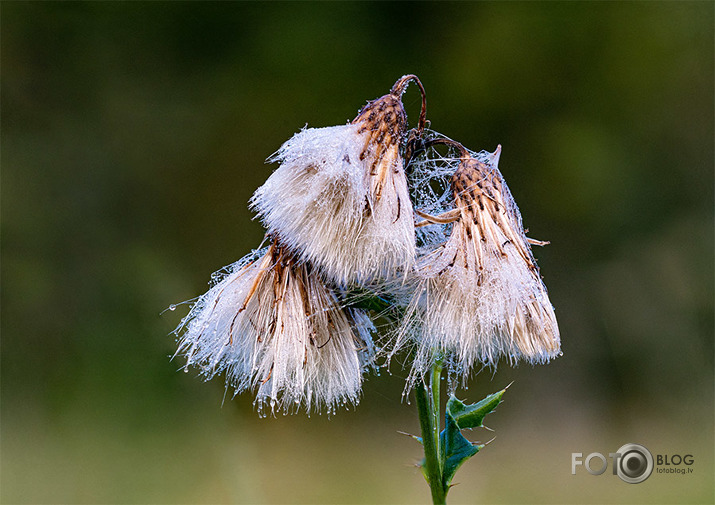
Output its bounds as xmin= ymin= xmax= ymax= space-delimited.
xmin=169 ymin=304 xmax=176 ymax=311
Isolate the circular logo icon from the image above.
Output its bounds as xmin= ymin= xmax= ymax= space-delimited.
xmin=615 ymin=443 xmax=653 ymax=484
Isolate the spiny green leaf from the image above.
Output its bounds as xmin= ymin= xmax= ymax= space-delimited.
xmin=440 ymin=409 xmax=480 ymax=488
xmin=446 ymin=386 xmax=507 ymax=430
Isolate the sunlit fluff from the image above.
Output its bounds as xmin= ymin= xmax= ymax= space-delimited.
xmin=174 ymin=241 xmax=375 ymax=415
xmin=251 ymin=76 xmax=424 ymax=285
xmin=396 ymin=141 xmax=561 ymax=380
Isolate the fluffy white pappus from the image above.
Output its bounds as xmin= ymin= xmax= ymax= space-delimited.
xmin=251 ymin=123 xmax=415 ymax=285
xmin=173 ymin=242 xmax=376 ymax=415
xmin=395 ymin=143 xmax=561 ymax=384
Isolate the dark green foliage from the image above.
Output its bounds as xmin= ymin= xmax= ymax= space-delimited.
xmin=447 ymin=387 xmax=507 ymax=430
xmin=440 ymin=407 xmax=481 ymax=488
xmin=416 ymin=386 xmax=506 ymax=501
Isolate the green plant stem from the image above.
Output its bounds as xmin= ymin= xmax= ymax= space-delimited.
xmin=416 ymin=362 xmax=446 ymax=505
xmin=430 ymin=360 xmax=442 ymax=460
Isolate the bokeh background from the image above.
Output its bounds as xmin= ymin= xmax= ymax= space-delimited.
xmin=2 ymin=2 xmax=713 ymax=504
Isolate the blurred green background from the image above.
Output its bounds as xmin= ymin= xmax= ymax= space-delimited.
xmin=2 ymin=2 xmax=713 ymax=504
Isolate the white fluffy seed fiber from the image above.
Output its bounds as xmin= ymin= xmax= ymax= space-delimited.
xmin=251 ymin=123 xmax=415 ymax=285
xmin=395 ymin=146 xmax=561 ymax=382
xmin=174 ymin=243 xmax=376 ymax=415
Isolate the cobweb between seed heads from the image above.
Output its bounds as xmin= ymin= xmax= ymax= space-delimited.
xmin=406 ymin=130 xmax=523 ymax=248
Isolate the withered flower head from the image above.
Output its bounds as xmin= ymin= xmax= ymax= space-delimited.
xmin=175 ymin=239 xmax=375 ymax=415
xmin=397 ymin=139 xmax=561 ymax=379
xmin=250 ymin=75 xmax=426 ymax=285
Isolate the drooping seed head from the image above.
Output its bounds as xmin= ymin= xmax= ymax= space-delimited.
xmin=396 ymin=140 xmax=561 ymax=383
xmin=251 ymin=75 xmax=426 ymax=285
xmin=174 ymin=239 xmax=376 ymax=415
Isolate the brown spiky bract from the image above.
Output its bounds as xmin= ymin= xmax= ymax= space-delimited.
xmin=353 ymin=90 xmax=408 ymax=206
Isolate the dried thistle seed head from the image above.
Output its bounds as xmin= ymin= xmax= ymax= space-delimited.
xmin=174 ymin=240 xmax=376 ymax=415
xmin=250 ymin=75 xmax=426 ymax=285
xmin=396 ymin=140 xmax=560 ymax=381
